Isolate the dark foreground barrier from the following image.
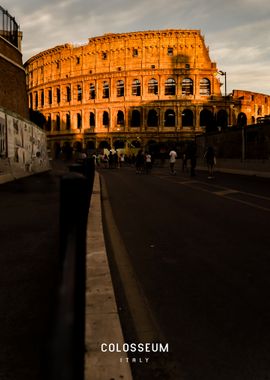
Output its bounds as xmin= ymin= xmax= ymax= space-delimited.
xmin=46 ymin=158 xmax=95 ymax=380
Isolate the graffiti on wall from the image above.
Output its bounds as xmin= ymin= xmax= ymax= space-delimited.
xmin=1 ymin=109 xmax=50 ymax=179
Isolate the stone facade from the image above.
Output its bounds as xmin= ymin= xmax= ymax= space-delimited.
xmin=24 ymin=29 xmax=270 ymax=155
xmin=232 ymin=89 xmax=270 ymax=126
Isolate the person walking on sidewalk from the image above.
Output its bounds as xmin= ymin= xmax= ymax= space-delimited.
xmin=182 ymin=151 xmax=188 ymax=172
xmin=145 ymin=152 xmax=152 ymax=174
xmin=204 ymin=145 xmax=216 ymax=179
xmin=135 ymin=149 xmax=145 ymax=174
xmin=169 ymin=149 xmax=177 ymax=175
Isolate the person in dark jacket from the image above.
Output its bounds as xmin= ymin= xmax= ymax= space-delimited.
xmin=204 ymin=145 xmax=216 ymax=179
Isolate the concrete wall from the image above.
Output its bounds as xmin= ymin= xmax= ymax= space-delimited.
xmin=0 ymin=36 xmax=29 ymax=119
xmin=0 ymin=106 xmax=50 ymax=184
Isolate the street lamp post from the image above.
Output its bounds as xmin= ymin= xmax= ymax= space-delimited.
xmin=217 ymin=70 xmax=228 ymax=128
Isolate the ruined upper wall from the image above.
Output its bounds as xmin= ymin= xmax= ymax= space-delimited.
xmin=25 ymin=29 xmax=219 ymax=94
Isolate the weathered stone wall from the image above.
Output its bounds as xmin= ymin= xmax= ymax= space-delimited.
xmin=232 ymin=89 xmax=270 ymax=125
xmin=0 ymin=106 xmax=50 ymax=184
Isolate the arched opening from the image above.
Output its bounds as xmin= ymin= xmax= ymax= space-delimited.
xmin=148 ymin=78 xmax=158 ymax=95
xmin=147 ymin=109 xmax=158 ymax=127
xmin=164 ymin=109 xmax=176 ymax=127
xmin=117 ymin=80 xmax=125 ymax=97
xmin=130 ymin=110 xmax=141 ymax=127
xmin=132 ymin=79 xmax=141 ymax=96
xmin=103 ymin=82 xmax=109 ymax=98
xmin=54 ymin=142 xmax=61 ymax=159
xmin=182 ymin=109 xmax=193 ymax=127
xmin=237 ymin=112 xmax=247 ymax=128
xmin=62 ymin=141 xmax=73 ymax=160
xmin=86 ymin=141 xmax=95 ymax=151
xmin=66 ymin=86 xmax=71 ymax=102
xmin=216 ymin=109 xmax=228 ymax=130
xmin=77 ymin=113 xmax=82 ymax=129
xmin=182 ymin=78 xmax=193 ymax=96
xmin=117 ymin=110 xmax=124 ymax=125
xmin=146 ymin=140 xmax=159 ymax=157
xmin=77 ymin=85 xmax=82 ymax=101
xmin=200 ymin=78 xmax=211 ymax=96
xmin=113 ymin=140 xmax=125 ymax=149
xmin=89 ymin=83 xmax=95 ymax=100
xmin=73 ymin=141 xmax=83 ymax=152
xmin=200 ymin=109 xmax=215 ymax=132
xmin=131 ymin=139 xmax=141 ymax=148
xmin=46 ymin=115 xmax=51 ymax=132
xmin=66 ymin=113 xmax=71 ymax=130
xmin=99 ymin=140 xmax=110 ymax=150
xmin=165 ymin=78 xmax=176 ymax=96
xmin=56 ymin=114 xmax=60 ymax=131
xmin=103 ymin=111 xmax=109 ymax=127
xmin=89 ymin=112 xmax=95 ymax=128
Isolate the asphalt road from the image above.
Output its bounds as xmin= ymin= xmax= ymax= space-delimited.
xmin=100 ymin=164 xmax=270 ymax=380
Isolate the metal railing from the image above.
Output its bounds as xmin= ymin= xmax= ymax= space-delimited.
xmin=0 ymin=6 xmax=19 ymax=48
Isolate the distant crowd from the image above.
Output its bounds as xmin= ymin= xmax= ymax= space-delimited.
xmin=55 ymin=142 xmax=217 ymax=179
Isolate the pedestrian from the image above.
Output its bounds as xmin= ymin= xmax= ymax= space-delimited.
xmin=135 ymin=149 xmax=145 ymax=174
xmin=169 ymin=149 xmax=177 ymax=175
xmin=204 ymin=145 xmax=216 ymax=179
xmin=182 ymin=152 xmax=188 ymax=172
xmin=119 ymin=153 xmax=125 ymax=168
xmin=145 ymin=152 xmax=152 ymax=174
xmin=108 ymin=151 xmax=114 ymax=169
xmin=102 ymin=153 xmax=109 ymax=169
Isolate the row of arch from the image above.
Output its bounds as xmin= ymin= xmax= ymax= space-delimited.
xmin=46 ymin=107 xmax=232 ymax=132
xmin=30 ymin=77 xmax=212 ymax=109
xmin=52 ymin=112 xmax=248 ymax=157
xmin=95 ymin=77 xmax=211 ymax=98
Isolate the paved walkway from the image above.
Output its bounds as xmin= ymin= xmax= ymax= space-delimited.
xmin=196 ymin=158 xmax=270 ymax=178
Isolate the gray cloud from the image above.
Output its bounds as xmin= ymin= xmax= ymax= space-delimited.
xmin=2 ymin=0 xmax=270 ymax=94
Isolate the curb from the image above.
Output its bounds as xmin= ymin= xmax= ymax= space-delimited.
xmin=100 ymin=174 xmax=163 ymax=345
xmin=84 ymin=172 xmax=133 ymax=380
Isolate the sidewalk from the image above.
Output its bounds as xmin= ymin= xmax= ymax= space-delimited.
xmin=0 ymin=159 xmax=132 ymax=380
xmin=196 ymin=158 xmax=270 ymax=178
xmin=85 ymin=171 xmax=132 ymax=380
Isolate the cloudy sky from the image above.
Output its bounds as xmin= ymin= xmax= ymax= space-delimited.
xmin=2 ymin=0 xmax=270 ymax=95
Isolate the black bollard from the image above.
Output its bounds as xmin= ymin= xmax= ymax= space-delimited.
xmin=48 ymin=172 xmax=89 ymax=380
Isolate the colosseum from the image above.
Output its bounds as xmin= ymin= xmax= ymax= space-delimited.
xmin=24 ymin=29 xmax=270 ymax=157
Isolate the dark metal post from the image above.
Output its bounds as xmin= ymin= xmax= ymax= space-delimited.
xmin=48 ymin=172 xmax=89 ymax=380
